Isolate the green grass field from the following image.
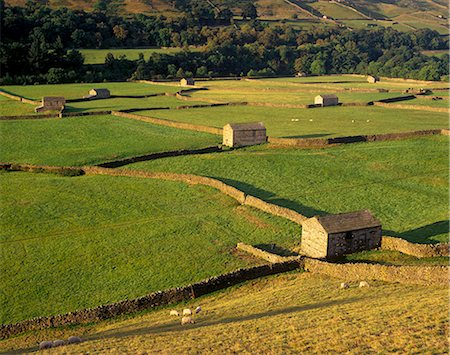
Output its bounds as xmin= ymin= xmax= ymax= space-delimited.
xmin=310 ymin=1 xmax=366 ymax=19
xmin=1 ymin=272 xmax=447 ymax=353
xmin=0 ymin=171 xmax=298 ymax=323
xmin=138 ymin=105 xmax=448 ymax=138
xmin=0 ymin=96 xmax=37 ymax=116
xmin=79 ymin=47 xmax=193 ymax=64
xmin=0 ymin=82 xmax=179 ymax=101
xmin=129 ymin=136 xmax=449 ymax=244
xmin=0 ymin=115 xmax=220 ymax=166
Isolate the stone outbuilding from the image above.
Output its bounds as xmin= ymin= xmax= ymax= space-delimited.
xmin=35 ymin=97 xmax=66 ymax=112
xmin=85 ymin=88 xmax=111 ymax=99
xmin=314 ymin=94 xmax=339 ymax=107
xmin=223 ymin=122 xmax=267 ymax=148
xmin=300 ymin=210 xmax=382 ymax=259
xmin=180 ymin=78 xmax=195 ymax=86
xmin=367 ymin=75 xmax=379 ymax=83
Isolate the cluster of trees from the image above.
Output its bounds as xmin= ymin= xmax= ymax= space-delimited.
xmin=0 ymin=0 xmax=448 ymax=84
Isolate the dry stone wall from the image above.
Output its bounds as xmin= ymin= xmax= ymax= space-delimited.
xmin=0 ymin=260 xmax=301 ymax=339
xmin=381 ymin=236 xmax=449 ymax=258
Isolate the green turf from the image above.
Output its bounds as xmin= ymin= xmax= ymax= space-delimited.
xmin=0 ymin=96 xmax=37 ymax=116
xmin=0 ymin=82 xmax=179 ymax=101
xmin=128 ymin=136 xmax=449 ymax=244
xmin=65 ymin=95 xmax=206 ymax=112
xmin=138 ymin=105 xmax=448 ymax=138
xmin=0 ymin=115 xmax=220 ymax=166
xmin=310 ymin=1 xmax=366 ymax=19
xmin=0 ymin=171 xmax=298 ymax=323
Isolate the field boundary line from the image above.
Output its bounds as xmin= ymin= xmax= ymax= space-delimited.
xmin=373 ymin=102 xmax=450 ymax=113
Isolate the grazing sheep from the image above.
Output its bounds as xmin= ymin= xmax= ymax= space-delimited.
xmin=67 ymin=336 xmax=82 ymax=344
xmin=366 ymin=120 xmax=370 ymax=122
xmin=170 ymin=310 xmax=179 ymax=316
xmin=340 ymin=282 xmax=349 ymax=289
xmin=53 ymin=339 xmax=65 ymax=347
xmin=183 ymin=308 xmax=192 ymax=316
xmin=351 ymin=120 xmax=355 ymax=123
xmin=195 ymin=306 xmax=202 ymax=314
xmin=359 ymin=281 xmax=369 ymax=288
xmin=309 ymin=119 xmax=313 ymax=122
xmin=39 ymin=341 xmax=53 ymax=350
xmin=181 ymin=316 xmax=195 ymax=325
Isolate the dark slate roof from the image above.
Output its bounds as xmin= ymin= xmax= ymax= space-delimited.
xmin=314 ymin=210 xmax=381 ymax=234
xmin=316 ymin=94 xmax=338 ymax=99
xmin=225 ymin=122 xmax=266 ymax=131
xmin=91 ymin=88 xmax=110 ymax=94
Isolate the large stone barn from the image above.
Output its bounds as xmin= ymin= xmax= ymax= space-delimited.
xmin=300 ymin=210 xmax=382 ymax=259
xmin=35 ymin=97 xmax=66 ymax=112
xmin=86 ymin=88 xmax=111 ymax=99
xmin=367 ymin=75 xmax=379 ymax=83
xmin=314 ymin=94 xmax=339 ymax=107
xmin=223 ymin=122 xmax=267 ymax=148
xmin=180 ymin=78 xmax=195 ymax=86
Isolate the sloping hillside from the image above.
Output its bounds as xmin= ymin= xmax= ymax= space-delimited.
xmin=0 ymin=272 xmax=447 ymax=353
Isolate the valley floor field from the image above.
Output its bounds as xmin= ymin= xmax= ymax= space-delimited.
xmin=0 ymin=172 xmax=298 ymax=323
xmin=1 ymin=272 xmax=447 ymax=353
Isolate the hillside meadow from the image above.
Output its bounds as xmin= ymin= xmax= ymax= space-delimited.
xmin=0 ymin=82 xmax=179 ymax=101
xmin=138 ymin=105 xmax=448 ymax=138
xmin=0 ymin=272 xmax=447 ymax=353
xmin=129 ymin=136 xmax=449 ymax=243
xmin=0 ymin=115 xmax=220 ymax=166
xmin=0 ymin=171 xmax=299 ymax=324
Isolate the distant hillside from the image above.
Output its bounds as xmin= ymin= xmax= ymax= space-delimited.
xmin=4 ymin=0 xmax=449 ymax=33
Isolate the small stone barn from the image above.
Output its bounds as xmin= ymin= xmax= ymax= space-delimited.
xmin=35 ymin=97 xmax=66 ymax=112
xmin=223 ymin=122 xmax=267 ymax=148
xmin=300 ymin=210 xmax=382 ymax=259
xmin=180 ymin=78 xmax=195 ymax=86
xmin=314 ymin=94 xmax=339 ymax=107
xmin=87 ymin=88 xmax=111 ymax=99
xmin=367 ymin=75 xmax=379 ymax=83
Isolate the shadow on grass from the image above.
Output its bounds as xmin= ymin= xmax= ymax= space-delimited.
xmin=280 ymin=133 xmax=332 ymax=139
xmin=88 ymin=297 xmax=362 ymax=342
xmin=254 ymin=244 xmax=299 ymax=257
xmin=211 ymin=177 xmax=328 ymax=218
xmin=383 ymin=220 xmax=449 ymax=244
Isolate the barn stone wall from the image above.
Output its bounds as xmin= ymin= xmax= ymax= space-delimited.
xmin=327 ymin=227 xmax=382 ymax=258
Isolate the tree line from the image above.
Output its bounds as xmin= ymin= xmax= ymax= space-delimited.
xmin=0 ymin=0 xmax=448 ymax=84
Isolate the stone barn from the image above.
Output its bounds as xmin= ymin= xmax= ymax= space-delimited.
xmin=223 ymin=122 xmax=267 ymax=148
xmin=300 ymin=210 xmax=382 ymax=259
xmin=86 ymin=88 xmax=111 ymax=99
xmin=180 ymin=78 xmax=195 ymax=86
xmin=35 ymin=97 xmax=66 ymax=112
xmin=367 ymin=75 xmax=379 ymax=83
xmin=314 ymin=94 xmax=339 ymax=107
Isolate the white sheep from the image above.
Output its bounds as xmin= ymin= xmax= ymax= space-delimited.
xmin=340 ymin=282 xmax=349 ymax=289
xmin=181 ymin=316 xmax=195 ymax=325
xmin=359 ymin=281 xmax=369 ymax=288
xmin=366 ymin=120 xmax=370 ymax=122
xmin=195 ymin=306 xmax=202 ymax=314
xmin=183 ymin=308 xmax=192 ymax=316
xmin=351 ymin=120 xmax=355 ymax=123
xmin=170 ymin=310 xmax=179 ymax=316
xmin=67 ymin=336 xmax=82 ymax=344
xmin=39 ymin=341 xmax=53 ymax=350
xmin=53 ymin=339 xmax=65 ymax=347
xmin=309 ymin=119 xmax=313 ymax=122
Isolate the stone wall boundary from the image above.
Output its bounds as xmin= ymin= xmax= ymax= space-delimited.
xmin=303 ymin=258 xmax=448 ymax=286
xmin=373 ymin=102 xmax=449 ymax=113
xmin=236 ymin=243 xmax=299 ymax=263
xmin=381 ymin=236 xmax=449 ymax=258
xmin=0 ymin=114 xmax=59 ymax=121
xmin=111 ymin=110 xmax=223 ymax=135
xmin=0 ymin=260 xmax=301 ymax=339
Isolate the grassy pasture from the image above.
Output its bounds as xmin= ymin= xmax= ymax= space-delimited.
xmin=310 ymin=1 xmax=366 ymax=19
xmin=0 ymin=172 xmax=298 ymax=324
xmin=129 ymin=136 xmax=449 ymax=244
xmin=1 ymin=272 xmax=447 ymax=353
xmin=0 ymin=115 xmax=220 ymax=166
xmin=65 ymin=95 xmax=206 ymax=113
xmin=79 ymin=47 xmax=203 ymax=65
xmin=0 ymin=96 xmax=37 ymax=116
xmin=138 ymin=105 xmax=448 ymax=138
xmin=0 ymin=82 xmax=179 ymax=101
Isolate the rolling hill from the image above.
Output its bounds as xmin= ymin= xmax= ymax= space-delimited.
xmin=4 ymin=0 xmax=449 ymax=33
